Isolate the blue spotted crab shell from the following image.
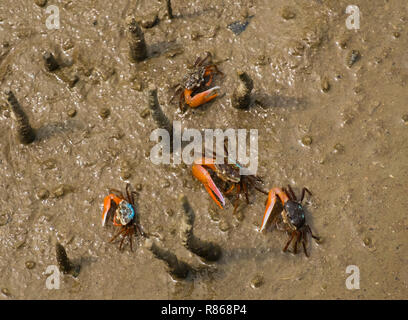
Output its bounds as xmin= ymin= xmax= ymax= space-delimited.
xmin=115 ymin=200 xmax=135 ymax=225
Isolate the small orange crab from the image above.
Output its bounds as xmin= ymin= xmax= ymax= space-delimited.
xmin=101 ymin=183 xmax=145 ymax=251
xmin=170 ymin=52 xmax=223 ymax=111
xmin=192 ymin=144 xmax=266 ymax=214
xmin=260 ymin=185 xmax=320 ymax=257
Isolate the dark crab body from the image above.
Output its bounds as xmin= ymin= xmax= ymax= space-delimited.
xmin=101 ymin=183 xmax=146 ymax=251
xmin=192 ymin=143 xmax=267 ymax=214
xmin=183 ymin=66 xmax=207 ymax=90
xmin=260 ymin=185 xmax=320 ymax=257
xmin=282 ymin=200 xmax=306 ymax=230
xmin=170 ymin=52 xmax=223 ymax=111
xmin=214 ymin=162 xmax=241 ymax=184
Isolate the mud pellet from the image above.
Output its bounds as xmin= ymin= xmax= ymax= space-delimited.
xmin=353 ymin=86 xmax=362 ymax=94
xmin=255 ymin=54 xmax=268 ymax=66
xmin=43 ymin=52 xmax=59 ymax=72
xmin=42 ymin=159 xmax=57 ymax=170
xmin=121 ymin=170 xmax=131 ymax=180
xmin=140 ymin=14 xmax=159 ymax=29
xmin=165 ymin=209 xmax=174 ymax=217
xmin=191 ymin=31 xmax=201 ymax=41
xmin=161 ymin=180 xmax=171 ymax=188
xmin=53 ymin=185 xmax=65 ymax=197
xmin=5 ymin=90 xmax=36 ymax=144
xmin=337 ymin=38 xmax=347 ymax=49
xmin=98 ymin=107 xmax=110 ymax=119
xmin=36 ymin=188 xmax=49 ymax=200
xmin=0 ymin=213 xmax=9 ymax=226
xmin=250 ymin=274 xmax=264 ymax=288
xmin=126 ymin=17 xmax=147 ymax=62
xmin=393 ymin=31 xmax=400 ymax=38
xmin=67 ymin=108 xmax=77 ymax=118
xmin=62 ymin=38 xmax=74 ymax=51
xmin=231 ymin=70 xmax=254 ymax=109
xmin=281 ymin=6 xmax=296 ymax=20
xmin=402 ymin=114 xmax=408 ymax=124
xmin=34 ymin=0 xmax=47 ymax=7
xmin=132 ymin=81 xmax=143 ymax=91
xmin=288 ymin=41 xmax=305 ymax=57
xmin=136 ymin=183 xmax=143 ymax=191
xmin=301 ymin=135 xmax=313 ymax=146
xmin=1 ymin=288 xmax=11 ymax=297
xmin=67 ymin=73 xmax=79 ymax=88
xmin=25 ymin=261 xmax=36 ymax=269
xmin=119 ymin=159 xmax=130 ymax=169
xmin=56 ymin=68 xmax=79 ymax=88
xmin=15 ymin=239 xmax=26 ymax=249
xmin=321 ymin=78 xmax=330 ymax=92
xmin=363 ymin=237 xmax=372 ymax=247
xmin=333 ymin=143 xmax=345 ymax=153
xmin=140 ymin=108 xmax=150 ymax=118
xmin=112 ymin=130 xmax=124 ymax=140
xmin=55 ymin=242 xmax=80 ymax=277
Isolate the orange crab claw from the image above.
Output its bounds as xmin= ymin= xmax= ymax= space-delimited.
xmin=260 ymin=188 xmax=290 ymax=232
xmin=102 ymin=194 xmax=122 ymax=227
xmin=192 ymin=158 xmax=225 ymax=209
xmin=184 ymin=86 xmax=220 ymax=108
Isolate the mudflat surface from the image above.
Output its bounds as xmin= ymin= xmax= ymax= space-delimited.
xmin=0 ymin=0 xmax=407 ymax=299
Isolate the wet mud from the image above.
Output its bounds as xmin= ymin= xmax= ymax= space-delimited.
xmin=0 ymin=0 xmax=407 ymax=299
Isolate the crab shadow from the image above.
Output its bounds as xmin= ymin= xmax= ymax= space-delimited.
xmin=167 ymin=6 xmax=218 ymax=21
xmin=147 ymin=40 xmax=180 ymax=59
xmin=251 ymin=92 xmax=308 ymax=110
xmin=217 ymin=203 xmax=320 ymax=266
xmin=35 ymin=119 xmax=85 ymax=142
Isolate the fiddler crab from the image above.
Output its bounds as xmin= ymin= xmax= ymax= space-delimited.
xmin=260 ymin=185 xmax=320 ymax=257
xmin=170 ymin=52 xmax=223 ymax=112
xmin=192 ymin=143 xmax=267 ymax=215
xmin=101 ymin=183 xmax=146 ymax=251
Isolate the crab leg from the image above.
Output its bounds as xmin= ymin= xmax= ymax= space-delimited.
xmin=192 ymin=158 xmax=225 ymax=208
xmin=102 ymin=194 xmax=122 ymax=227
xmin=205 ymin=73 xmax=214 ymax=87
xmin=184 ymin=86 xmax=220 ymax=108
xmin=204 ymin=66 xmax=221 ymax=87
xmin=259 ymin=188 xmax=290 ymax=232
